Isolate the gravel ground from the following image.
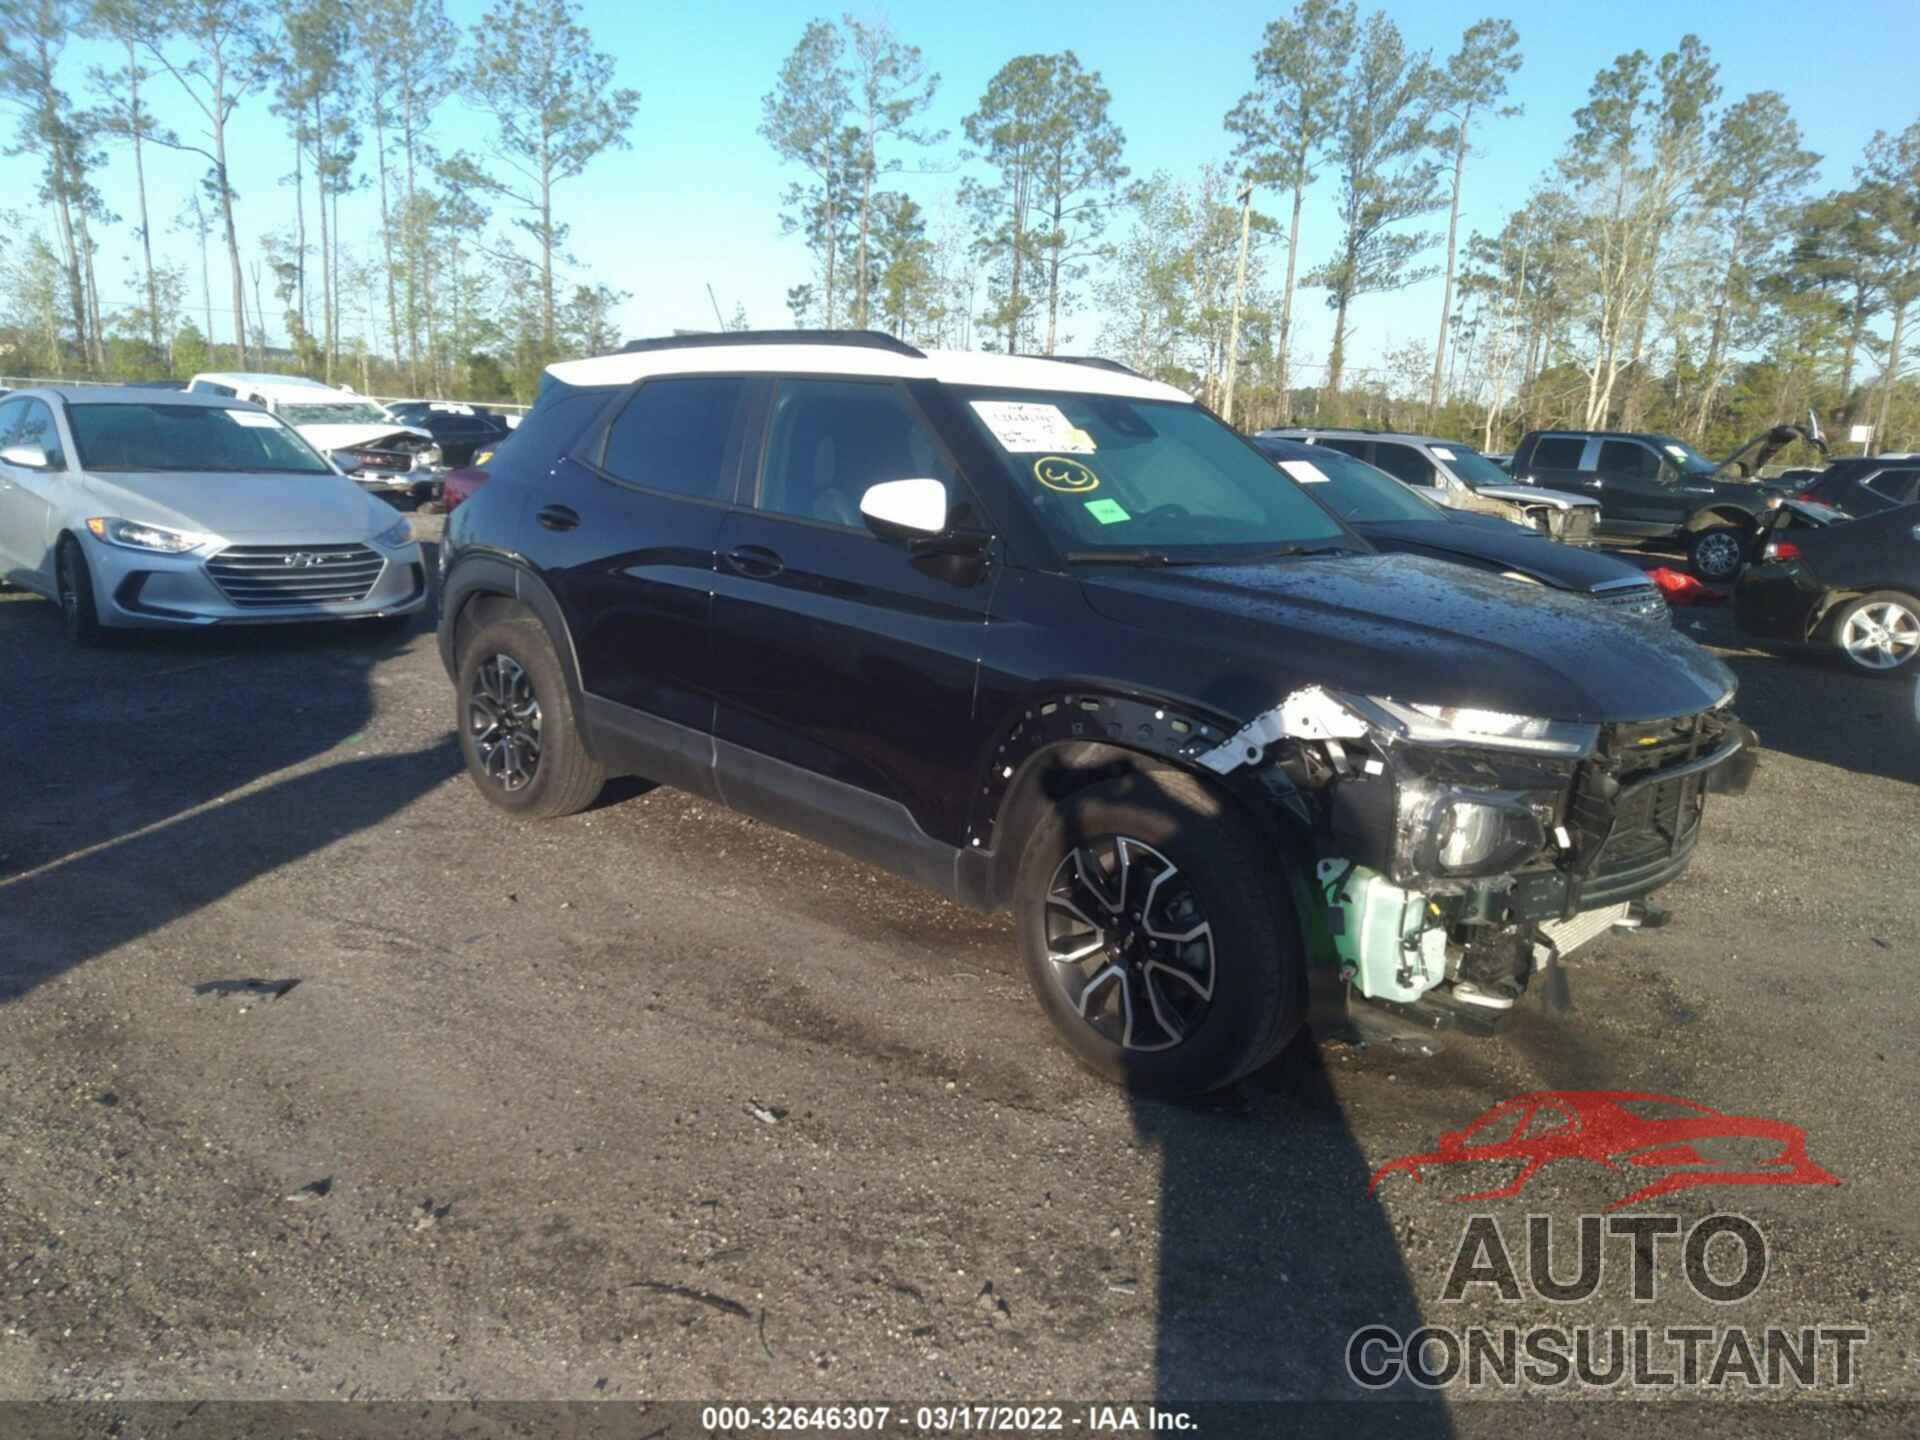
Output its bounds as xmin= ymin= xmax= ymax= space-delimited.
xmin=1 ymin=516 xmax=1915 ymax=1428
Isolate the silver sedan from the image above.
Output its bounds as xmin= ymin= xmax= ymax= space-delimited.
xmin=0 ymin=386 xmax=429 ymax=644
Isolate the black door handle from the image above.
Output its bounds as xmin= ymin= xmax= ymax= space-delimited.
xmin=536 ymin=504 xmax=580 ymax=531
xmin=725 ymin=544 xmax=784 ymax=578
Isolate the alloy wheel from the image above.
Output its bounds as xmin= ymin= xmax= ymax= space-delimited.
xmin=1694 ymin=531 xmax=1743 ymax=581
xmin=1841 ymin=601 xmax=1920 ymax=671
xmin=1043 ymin=835 xmax=1216 ymax=1052
xmin=468 ymin=652 xmax=543 ymax=791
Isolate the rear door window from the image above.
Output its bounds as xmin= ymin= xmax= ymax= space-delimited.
xmin=1599 ymin=439 xmax=1661 ymax=481
xmin=597 ymin=377 xmax=749 ymax=502
xmin=1319 ymin=437 xmax=1371 ymax=462
xmin=1863 ymin=468 xmax=1920 ymax=505
xmin=1530 ymin=436 xmax=1586 ymax=470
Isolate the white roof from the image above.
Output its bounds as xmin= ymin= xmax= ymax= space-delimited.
xmin=546 ymin=344 xmax=1193 ymax=403
xmin=190 ymin=372 xmax=353 ymax=398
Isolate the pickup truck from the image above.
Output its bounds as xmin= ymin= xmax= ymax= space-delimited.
xmin=1508 ymin=425 xmax=1825 ymax=581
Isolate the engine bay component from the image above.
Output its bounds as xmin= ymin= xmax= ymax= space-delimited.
xmin=1315 ymin=859 xmax=1448 ymax=1004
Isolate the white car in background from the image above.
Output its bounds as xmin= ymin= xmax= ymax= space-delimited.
xmin=0 ymin=386 xmax=429 ymax=644
xmin=185 ymin=372 xmax=444 ymax=498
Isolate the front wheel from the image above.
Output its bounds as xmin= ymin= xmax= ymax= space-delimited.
xmin=1687 ymin=525 xmax=1749 ymax=583
xmin=1013 ymin=769 xmax=1304 ymax=1095
xmin=455 ymin=616 xmax=605 ymax=817
xmin=1832 ymin=591 xmax=1920 ymax=675
xmin=56 ymin=537 xmax=104 ymax=646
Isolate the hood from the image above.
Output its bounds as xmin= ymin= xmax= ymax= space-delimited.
xmin=292 ymin=422 xmax=434 ymax=453
xmin=80 ymin=470 xmax=390 ymax=545
xmin=1355 ymin=517 xmax=1654 ymax=592
xmin=1476 ymin=484 xmax=1598 ymax=512
xmin=1077 ymin=552 xmax=1731 ymax=725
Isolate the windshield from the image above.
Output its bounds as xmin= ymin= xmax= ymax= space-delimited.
xmin=279 ymin=401 xmax=393 ymax=426
xmin=958 ymin=391 xmax=1352 ymax=561
xmin=68 ymin=402 xmax=335 ymax=475
xmin=1649 ymin=435 xmax=1719 ymax=477
xmin=1430 ymin=443 xmax=1513 ymax=489
xmin=1255 ymin=443 xmax=1446 ymax=524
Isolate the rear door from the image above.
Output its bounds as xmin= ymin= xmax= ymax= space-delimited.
xmin=530 ymin=375 xmax=750 ymax=772
xmin=1369 ymin=440 xmax=1440 ymax=490
xmin=705 ymin=376 xmax=995 ymax=870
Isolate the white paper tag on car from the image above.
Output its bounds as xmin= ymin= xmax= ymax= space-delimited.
xmin=225 ymin=409 xmax=278 ymax=428
xmin=970 ymin=401 xmax=1096 ymax=453
xmin=1279 ymin=459 xmax=1329 ymax=484
xmin=1431 ymin=446 xmax=1456 ymax=460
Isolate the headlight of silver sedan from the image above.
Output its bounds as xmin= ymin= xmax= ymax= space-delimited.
xmin=85 ymin=517 xmax=210 ymax=554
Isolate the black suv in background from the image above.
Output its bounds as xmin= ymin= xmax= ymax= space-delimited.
xmin=1789 ymin=455 xmax=1920 ymax=518
xmin=1510 ymin=429 xmax=1799 ymax=581
xmin=440 ymin=332 xmax=1754 ymax=1095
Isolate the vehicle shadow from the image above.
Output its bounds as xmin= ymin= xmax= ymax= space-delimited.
xmin=0 ymin=586 xmax=457 ymax=1005
xmin=1715 ymin=644 xmax=1920 ymax=786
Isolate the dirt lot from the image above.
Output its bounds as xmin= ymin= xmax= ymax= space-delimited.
xmin=1 ymin=517 xmax=1915 ymax=1429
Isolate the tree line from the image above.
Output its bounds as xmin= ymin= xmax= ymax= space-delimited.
xmin=0 ymin=0 xmax=637 ymax=399
xmin=762 ymin=6 xmax=1920 ymax=452
xmin=1 ymin=2 xmax=1916 ymax=452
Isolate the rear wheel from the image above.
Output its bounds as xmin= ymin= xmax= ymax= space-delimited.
xmin=55 ymin=537 xmax=103 ymax=646
xmin=1832 ymin=591 xmax=1920 ymax=675
xmin=1687 ymin=525 xmax=1748 ymax=583
xmin=456 ymin=616 xmax=605 ymax=817
xmin=1013 ymin=769 xmax=1304 ymax=1095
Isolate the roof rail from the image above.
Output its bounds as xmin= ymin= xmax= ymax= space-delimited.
xmin=1016 ymin=353 xmax=1147 ymax=379
xmin=617 ymin=329 xmax=925 ymax=358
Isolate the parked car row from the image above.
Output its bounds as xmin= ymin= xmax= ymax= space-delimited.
xmin=436 ymin=330 xmax=1757 ymax=1095
xmin=0 ymin=386 xmax=429 ymax=641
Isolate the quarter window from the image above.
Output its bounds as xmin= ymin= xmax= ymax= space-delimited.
xmin=1530 ymin=436 xmax=1585 ymax=470
xmin=756 ymin=379 xmax=955 ymax=528
xmin=597 ymin=377 xmax=747 ymax=501
xmin=1863 ymin=468 xmax=1919 ymax=504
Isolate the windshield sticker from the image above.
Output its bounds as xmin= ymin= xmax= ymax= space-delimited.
xmin=1665 ymin=445 xmax=1689 ymax=461
xmin=225 ymin=409 xmax=278 ymax=428
xmin=1083 ymin=497 xmax=1130 ymax=525
xmin=1430 ymin=446 xmax=1456 ymax=460
xmin=1034 ymin=456 xmax=1100 ymax=493
xmin=972 ymin=401 xmax=1096 ymax=454
xmin=1279 ymin=459 xmax=1330 ymax=484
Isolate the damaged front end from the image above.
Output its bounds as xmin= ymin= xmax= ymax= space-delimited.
xmin=329 ymin=432 xmax=445 ymax=496
xmin=1200 ymin=686 xmax=1756 ymax=1020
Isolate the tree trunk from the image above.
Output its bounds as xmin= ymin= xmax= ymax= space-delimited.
xmin=49 ymin=169 xmax=88 ymax=371
xmin=293 ymin=138 xmax=307 ymax=331
xmin=1044 ymin=180 xmax=1064 ymax=355
xmin=212 ymin=95 xmax=251 ymax=370
xmin=1430 ymin=118 xmax=1470 ymax=413
xmin=76 ymin=207 xmax=106 ymax=368
xmin=539 ymin=146 xmax=556 ymax=356
xmin=1873 ymin=300 xmax=1907 ymax=455
xmin=127 ymin=40 xmax=162 ymax=358
xmin=855 ymin=151 xmax=874 ymax=330
xmin=1278 ymin=177 xmax=1305 ymax=421
xmin=1004 ymin=166 xmax=1028 ymax=355
xmin=374 ymin=97 xmax=404 ymax=391
xmin=313 ymin=95 xmax=333 ymax=380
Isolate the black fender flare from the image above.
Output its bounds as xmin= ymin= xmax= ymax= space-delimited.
xmin=964 ymin=687 xmax=1314 ymax=907
xmin=437 ymin=551 xmax=597 ymax=754
xmin=1682 ymin=502 xmax=1765 ymax=536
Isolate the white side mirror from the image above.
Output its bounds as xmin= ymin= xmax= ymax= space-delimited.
xmin=0 ymin=444 xmax=49 ymax=469
xmin=860 ymin=477 xmax=949 ymax=539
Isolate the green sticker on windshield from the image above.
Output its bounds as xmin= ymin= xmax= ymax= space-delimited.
xmin=1084 ymin=498 xmax=1130 ymax=525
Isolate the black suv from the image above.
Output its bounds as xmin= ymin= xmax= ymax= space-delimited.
xmin=1509 ymin=429 xmax=1800 ymax=581
xmin=439 ymin=332 xmax=1755 ymax=1094
xmin=1789 ymin=455 xmax=1920 ymax=519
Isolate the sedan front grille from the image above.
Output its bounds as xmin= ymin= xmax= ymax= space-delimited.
xmin=206 ymin=543 xmax=385 ymax=607
xmin=1592 ymin=582 xmax=1668 ymax=621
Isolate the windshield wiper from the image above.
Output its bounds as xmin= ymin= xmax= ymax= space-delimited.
xmin=1064 ymin=542 xmax=1356 ymax=568
xmin=1228 ymin=543 xmax=1357 ymax=561
xmin=1062 ymin=549 xmax=1176 ymax=567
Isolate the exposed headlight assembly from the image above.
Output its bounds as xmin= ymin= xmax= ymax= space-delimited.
xmin=1398 ymin=782 xmax=1555 ymax=879
xmin=85 ymin=517 xmax=210 ymax=554
xmin=1362 ymin=695 xmax=1598 ymax=757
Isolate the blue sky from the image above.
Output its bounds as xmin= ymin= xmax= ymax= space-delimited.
xmin=9 ymin=0 xmax=1919 ymax=373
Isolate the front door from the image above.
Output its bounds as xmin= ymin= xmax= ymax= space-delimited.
xmin=706 ymin=377 xmax=995 ymax=870
xmin=0 ymin=399 xmax=69 ymax=587
xmin=1596 ymin=438 xmax=1691 ymax=532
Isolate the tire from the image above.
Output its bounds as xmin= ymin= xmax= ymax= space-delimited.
xmin=1012 ymin=769 xmax=1305 ymax=1096
xmin=455 ymin=615 xmax=605 ymax=818
xmin=55 ymin=536 xmax=104 ymax=646
xmin=1687 ymin=524 xmax=1748 ymax=583
xmin=1830 ymin=590 xmax=1920 ymax=676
